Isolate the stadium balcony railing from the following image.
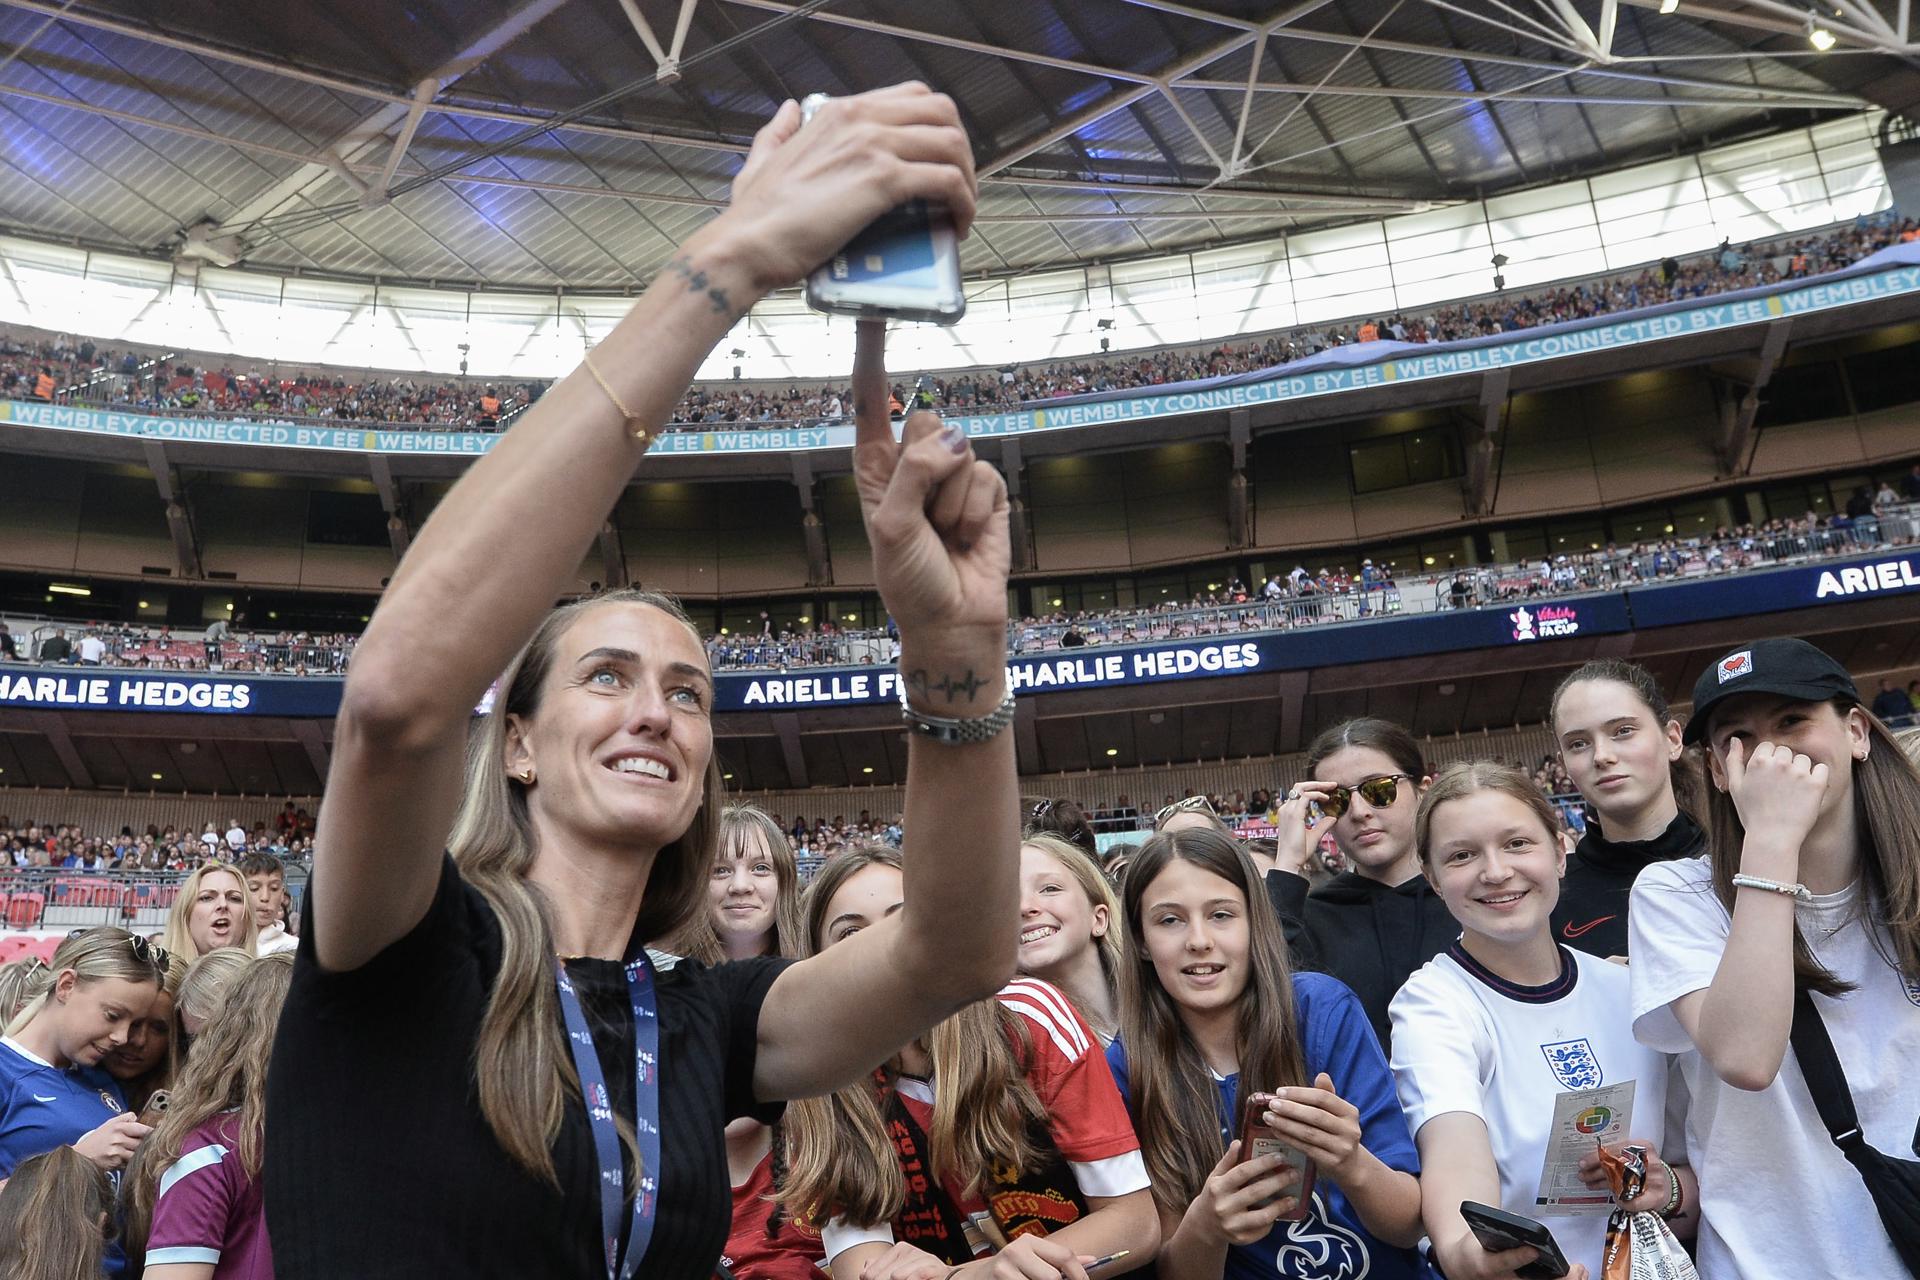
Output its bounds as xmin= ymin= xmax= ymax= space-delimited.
xmin=0 ymin=863 xmax=309 ymax=934
xmin=8 ymin=211 xmax=1912 ymax=437
xmin=6 ymin=507 xmax=1916 ymax=678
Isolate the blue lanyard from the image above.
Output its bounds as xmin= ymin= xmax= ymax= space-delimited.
xmin=554 ymin=951 xmax=661 ymax=1280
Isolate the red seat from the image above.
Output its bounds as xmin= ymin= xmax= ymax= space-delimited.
xmin=27 ymin=936 xmax=61 ymax=964
xmin=7 ymin=893 xmax=46 ymax=928
xmin=0 ymin=935 xmax=33 ymax=963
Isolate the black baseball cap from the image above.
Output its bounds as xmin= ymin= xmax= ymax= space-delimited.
xmin=1683 ymin=637 xmax=1860 ymax=744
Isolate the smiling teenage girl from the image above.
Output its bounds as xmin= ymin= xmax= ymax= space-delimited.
xmin=1391 ymin=765 xmax=1687 ymax=1280
xmin=1548 ymin=660 xmax=1705 ymax=958
xmin=1629 ymin=638 xmax=1920 ymax=1278
xmin=265 ymin=84 xmax=1022 ymax=1280
xmin=1017 ymin=835 xmax=1124 ymax=1044
xmin=1108 ymin=828 xmax=1430 ymax=1280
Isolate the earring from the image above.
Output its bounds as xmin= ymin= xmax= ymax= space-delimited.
xmin=518 ymin=769 xmax=535 ymax=784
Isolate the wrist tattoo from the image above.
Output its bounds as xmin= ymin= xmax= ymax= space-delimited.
xmin=660 ymin=254 xmax=739 ymax=319
xmin=905 ymin=667 xmax=990 ymax=704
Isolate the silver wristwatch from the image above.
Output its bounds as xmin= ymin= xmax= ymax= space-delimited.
xmin=899 ymin=682 xmax=1017 ymax=745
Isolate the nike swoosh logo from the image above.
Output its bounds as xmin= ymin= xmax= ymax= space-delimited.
xmin=32 ymin=1094 xmax=57 ymax=1103
xmin=1561 ymin=916 xmax=1616 ymax=939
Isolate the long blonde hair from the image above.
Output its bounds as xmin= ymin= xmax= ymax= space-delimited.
xmin=450 ymin=589 xmax=724 ymax=1186
xmin=122 ymin=952 xmax=291 ymax=1262
xmin=0 ymin=957 xmax=51 ymax=1024
xmin=0 ymin=1146 xmax=115 ymax=1280
xmin=177 ymin=947 xmax=255 ymax=1034
xmin=1020 ymin=835 xmax=1122 ymax=1025
xmin=1115 ymin=828 xmax=1308 ymax=1219
xmin=780 ymin=847 xmax=1045 ymax=1228
xmin=162 ymin=864 xmax=260 ymax=959
xmin=6 ymin=927 xmax=164 ymax=1040
xmin=672 ymin=804 xmax=808 ymax=965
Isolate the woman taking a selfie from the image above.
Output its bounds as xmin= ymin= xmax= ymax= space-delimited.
xmin=1548 ymin=660 xmax=1705 ymax=958
xmin=266 ymin=83 xmax=1022 ymax=1280
xmin=1107 ymin=828 xmax=1428 ymax=1280
xmin=1391 ymin=764 xmax=1689 ymax=1280
xmin=785 ymin=847 xmax=1157 ymax=1280
xmin=1630 ymin=639 xmax=1920 ymax=1278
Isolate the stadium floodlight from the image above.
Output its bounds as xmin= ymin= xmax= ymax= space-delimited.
xmin=1658 ymin=0 xmax=1679 ymax=12
xmin=1806 ymin=11 xmax=1836 ymax=49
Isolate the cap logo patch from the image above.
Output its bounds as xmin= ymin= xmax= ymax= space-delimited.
xmin=1717 ymin=650 xmax=1754 ymax=684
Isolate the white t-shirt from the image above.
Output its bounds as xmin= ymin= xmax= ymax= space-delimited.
xmin=225 ymin=826 xmax=247 ymax=851
xmin=1391 ymin=943 xmax=1669 ymax=1279
xmin=1630 ymin=856 xmax=1920 ymax=1279
xmin=254 ymin=922 xmax=299 ymax=955
xmin=77 ymin=635 xmax=105 ymax=663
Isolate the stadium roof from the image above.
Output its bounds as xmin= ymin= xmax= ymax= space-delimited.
xmin=0 ymin=0 xmax=1916 ymax=290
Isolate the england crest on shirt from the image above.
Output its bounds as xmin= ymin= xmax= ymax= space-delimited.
xmin=1541 ymin=1038 xmax=1603 ymax=1090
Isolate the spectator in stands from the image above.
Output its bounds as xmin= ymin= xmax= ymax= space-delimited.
xmin=37 ymin=629 xmax=70 ymax=663
xmin=0 ymin=1145 xmax=117 ymax=1280
xmin=674 ymin=805 xmax=805 ymax=966
xmin=240 ymin=852 xmax=299 ymax=956
xmin=1107 ymin=828 xmax=1428 ymax=1280
xmin=0 ymin=622 xmax=16 ymax=661
xmin=1015 ymin=833 xmax=1123 ymax=1044
xmin=1025 ymin=797 xmax=1100 ymax=859
xmin=1906 ymin=461 xmax=1920 ymax=501
xmin=101 ymin=949 xmax=184 ymax=1118
xmin=264 ymin=92 xmax=1021 ymax=1280
xmin=0 ymin=925 xmax=163 ymax=1275
xmin=1265 ymin=718 xmax=1453 ymax=1052
xmin=224 ymin=818 xmax=247 ymax=855
xmin=782 ymin=847 xmax=1156 ymax=1279
xmin=75 ymin=630 xmax=106 ymax=666
xmin=1548 ymin=660 xmax=1707 ymax=960
xmin=122 ymin=952 xmax=290 ymax=1280
xmin=1155 ymin=794 xmax=1230 ymax=839
xmin=1393 ymin=763 xmax=1686 ymax=1280
xmin=1872 ymin=678 xmax=1914 ymax=724
xmin=175 ymin=948 xmax=252 ymax=1044
xmin=162 ymin=865 xmax=260 ymax=961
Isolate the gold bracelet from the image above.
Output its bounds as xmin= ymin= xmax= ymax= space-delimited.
xmin=582 ymin=352 xmax=655 ymax=447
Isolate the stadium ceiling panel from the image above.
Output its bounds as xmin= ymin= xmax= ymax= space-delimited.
xmin=0 ymin=0 xmax=1912 ymax=288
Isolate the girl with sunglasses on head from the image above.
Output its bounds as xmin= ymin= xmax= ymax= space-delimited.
xmin=2 ymin=928 xmax=167 ymax=1275
xmin=1106 ymin=827 xmax=1430 ymax=1280
xmin=123 ymin=952 xmax=291 ymax=1280
xmin=1018 ymin=834 xmax=1124 ymax=1045
xmin=784 ymin=847 xmax=1158 ymax=1280
xmin=267 ymin=84 xmax=1018 ymax=1280
xmin=1628 ymin=639 xmax=1920 ymax=1278
xmin=1391 ymin=764 xmax=1688 ymax=1280
xmin=1547 ymin=659 xmax=1705 ymax=959
xmin=1266 ymin=719 xmax=1455 ymax=1051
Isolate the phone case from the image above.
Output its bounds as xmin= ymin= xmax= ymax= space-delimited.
xmin=1458 ymin=1201 xmax=1571 ymax=1279
xmin=800 ymin=94 xmax=966 ymax=326
xmin=1238 ymin=1092 xmax=1316 ymax=1222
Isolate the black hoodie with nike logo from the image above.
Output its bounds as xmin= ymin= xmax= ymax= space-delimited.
xmin=1264 ymin=868 xmax=1457 ymax=1054
xmin=1549 ymin=810 xmax=1706 ymax=960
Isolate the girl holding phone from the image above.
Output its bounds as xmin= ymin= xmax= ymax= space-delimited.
xmin=1266 ymin=719 xmax=1454 ymax=1050
xmin=1391 ymin=764 xmax=1690 ymax=1280
xmin=1629 ymin=639 xmax=1920 ymax=1277
xmin=102 ymin=949 xmax=184 ymax=1118
xmin=1548 ymin=660 xmax=1705 ymax=958
xmin=1106 ymin=827 xmax=1428 ymax=1280
xmin=783 ymin=847 xmax=1157 ymax=1280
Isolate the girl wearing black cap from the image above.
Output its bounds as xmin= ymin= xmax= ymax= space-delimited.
xmin=1627 ymin=637 xmax=1920 ymax=1279
xmin=1547 ymin=660 xmax=1706 ymax=959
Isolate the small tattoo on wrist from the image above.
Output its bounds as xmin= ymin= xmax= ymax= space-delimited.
xmin=905 ymin=668 xmax=989 ymax=704
xmin=661 ymin=254 xmax=739 ymax=319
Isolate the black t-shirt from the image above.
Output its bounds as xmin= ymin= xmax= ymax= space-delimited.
xmin=1551 ymin=811 xmax=1707 ymax=959
xmin=266 ymin=854 xmax=792 ymax=1279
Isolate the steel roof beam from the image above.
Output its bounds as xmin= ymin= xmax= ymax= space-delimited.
xmin=1173 ymin=78 xmax=1863 ymax=108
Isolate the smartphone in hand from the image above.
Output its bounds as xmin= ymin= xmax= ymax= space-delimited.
xmin=799 ymin=93 xmax=967 ymax=326
xmin=1239 ymin=1092 xmax=1316 ymax=1221
xmin=1459 ymin=1201 xmax=1572 ymax=1279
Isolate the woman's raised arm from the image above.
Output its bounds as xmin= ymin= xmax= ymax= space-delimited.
xmin=752 ymin=319 xmax=1021 ymax=1101
xmin=311 ymin=86 xmax=981 ymax=972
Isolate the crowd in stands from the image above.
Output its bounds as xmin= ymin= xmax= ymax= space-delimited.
xmin=5 ymin=212 xmax=1914 ymax=436
xmin=7 ymin=483 xmax=1917 ymax=685
xmin=1 ymin=804 xmax=315 ymax=874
